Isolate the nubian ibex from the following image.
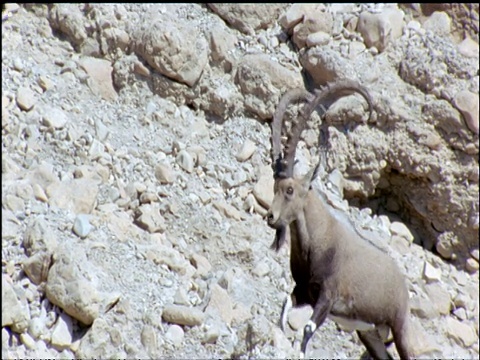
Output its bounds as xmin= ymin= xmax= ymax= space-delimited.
xmin=266 ymin=80 xmax=413 ymax=359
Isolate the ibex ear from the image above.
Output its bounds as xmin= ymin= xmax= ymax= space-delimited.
xmin=301 ymin=163 xmax=320 ymax=191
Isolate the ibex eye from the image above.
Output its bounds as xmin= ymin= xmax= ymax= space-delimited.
xmin=286 ymin=187 xmax=294 ymax=195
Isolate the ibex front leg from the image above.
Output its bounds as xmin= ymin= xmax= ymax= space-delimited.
xmin=300 ymin=291 xmax=332 ymax=359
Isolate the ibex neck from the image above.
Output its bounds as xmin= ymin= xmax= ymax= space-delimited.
xmin=291 ymin=190 xmax=332 ymax=254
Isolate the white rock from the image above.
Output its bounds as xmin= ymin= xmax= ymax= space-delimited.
xmin=16 ymin=87 xmax=37 ymax=111
xmin=51 ymin=312 xmax=73 ymax=350
xmin=445 ymin=317 xmax=477 ymax=347
xmin=42 ymin=107 xmax=69 ymax=129
xmin=423 ymin=11 xmax=451 ymax=36
xmin=236 ymin=139 xmax=256 ymax=162
xmin=390 ymin=221 xmax=414 ymax=243
xmin=161 ymin=305 xmax=205 ymax=326
xmin=165 ymin=324 xmax=184 ymax=346
xmin=423 ymin=261 xmax=441 ymax=283
xmin=176 ymin=150 xmax=194 ymax=173
xmin=72 ymin=214 xmax=93 ymax=238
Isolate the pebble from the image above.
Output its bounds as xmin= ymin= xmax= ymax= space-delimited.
xmin=165 ymin=324 xmax=184 ymax=346
xmin=454 ymin=90 xmax=479 ymax=135
xmin=161 ymin=305 xmax=205 ymax=327
xmin=423 ymin=261 xmax=442 ymax=283
xmin=236 ymin=139 xmax=256 ymax=162
xmin=445 ymin=317 xmax=477 ymax=347
xmin=16 ymin=87 xmax=37 ymax=111
xmin=389 ymin=221 xmax=414 ymax=243
xmin=176 ymin=150 xmax=194 ymax=173
xmin=51 ymin=312 xmax=73 ymax=350
xmin=465 ymin=258 xmax=479 ymax=273
xmin=72 ymin=214 xmax=93 ymax=238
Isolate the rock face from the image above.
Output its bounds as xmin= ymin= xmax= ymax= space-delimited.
xmin=1 ymin=3 xmax=478 ymax=360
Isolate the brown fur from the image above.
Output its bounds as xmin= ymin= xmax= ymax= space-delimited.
xmin=267 ymin=169 xmax=413 ymax=359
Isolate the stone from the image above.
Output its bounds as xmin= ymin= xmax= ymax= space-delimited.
xmin=253 ymin=165 xmax=274 ymax=209
xmin=140 ymin=325 xmax=157 ymax=355
xmin=190 ymin=253 xmax=212 ymax=277
xmin=46 ymin=178 xmax=99 ymax=214
xmin=202 ymin=326 xmax=220 ymax=344
xmin=208 ymin=4 xmax=285 ymax=35
xmin=445 ymin=317 xmax=477 ymax=347
xmin=22 ymin=251 xmax=52 ymax=285
xmin=134 ymin=204 xmax=166 ymax=233
xmin=23 ymin=216 xmax=58 ymax=256
xmin=176 ymin=150 xmax=194 ymax=173
xmin=357 ymin=7 xmax=404 ymax=52
xmin=423 ymin=261 xmax=442 ymax=283
xmin=42 ymin=107 xmax=69 ymax=129
xmin=165 ymin=324 xmax=184 ymax=346
xmin=78 ymin=57 xmax=117 ymax=101
xmin=2 ymin=275 xmax=30 ymax=333
xmin=410 ymin=296 xmax=440 ymax=319
xmin=423 ymin=11 xmax=451 ymax=36
xmin=454 ymin=90 xmax=479 ymax=135
xmin=20 ymin=333 xmax=36 ymax=350
xmin=252 ymin=261 xmax=270 ymax=277
xmin=147 ymin=245 xmax=192 ymax=276
xmin=389 ymin=221 xmax=414 ymax=243
xmin=288 ymin=306 xmax=313 ymax=331
xmin=471 ymin=249 xmax=480 ymax=261
xmin=205 ymin=284 xmax=234 ymax=325
xmin=212 ymin=201 xmax=244 ymax=221
xmin=38 ymin=76 xmax=55 ymax=91
xmin=16 ymin=87 xmax=37 ymax=111
xmin=453 ymin=307 xmax=467 ymax=321
xmin=161 ymin=305 xmax=205 ymax=327
xmin=76 ymin=318 xmax=124 ymax=358
xmin=306 ymin=31 xmax=331 ymax=47
xmin=291 ymin=7 xmax=333 ymax=49
xmin=457 ymin=36 xmax=479 ymax=58
xmin=424 ymin=283 xmax=451 ymax=315
xmin=236 ymin=139 xmax=256 ymax=162
xmin=465 ymin=258 xmax=479 ymax=273
xmin=72 ymin=214 xmax=93 ymax=238
xmin=133 ymin=17 xmax=208 ymax=86
xmin=46 ymin=250 xmax=101 ymax=325
xmin=155 ymin=163 xmax=176 ymax=184
xmin=51 ymin=312 xmax=73 ymax=350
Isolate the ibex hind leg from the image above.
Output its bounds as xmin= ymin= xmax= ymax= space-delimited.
xmin=357 ymin=329 xmax=392 ymax=360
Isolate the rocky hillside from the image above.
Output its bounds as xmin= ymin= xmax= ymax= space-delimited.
xmin=2 ymin=3 xmax=479 ymax=359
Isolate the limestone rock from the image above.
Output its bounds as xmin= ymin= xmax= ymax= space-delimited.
xmin=253 ymin=165 xmax=274 ymax=209
xmin=72 ymin=214 xmax=93 ymax=238
xmin=46 ymin=178 xmax=99 ymax=214
xmin=445 ymin=317 xmax=477 ymax=347
xmin=22 ymin=251 xmax=52 ymax=285
xmin=165 ymin=324 xmax=184 ymax=347
xmin=162 ymin=305 xmax=205 ymax=327
xmin=236 ymin=139 xmax=256 ymax=162
xmin=155 ymin=163 xmax=176 ymax=184
xmin=423 ymin=261 xmax=442 ymax=283
xmin=2 ymin=275 xmax=30 ymax=333
xmin=78 ymin=57 xmax=117 ymax=102
xmin=46 ymin=250 xmax=102 ymax=325
xmin=16 ymin=87 xmax=37 ymax=111
xmin=51 ymin=312 xmax=73 ymax=350
xmin=42 ymin=107 xmax=69 ymax=129
xmin=357 ymin=7 xmax=405 ymax=52
xmin=133 ymin=17 xmax=208 ymax=87
xmin=453 ymin=90 xmax=479 ymax=135
xmin=23 ymin=216 xmax=58 ymax=256
xmin=207 ymin=4 xmax=285 ymax=35
xmin=423 ymin=11 xmax=451 ymax=36
xmin=205 ymin=283 xmax=234 ymax=325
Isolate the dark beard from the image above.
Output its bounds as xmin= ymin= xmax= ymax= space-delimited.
xmin=270 ymin=225 xmax=287 ymax=252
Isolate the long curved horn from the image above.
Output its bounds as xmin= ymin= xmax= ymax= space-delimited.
xmin=271 ymin=88 xmax=313 ymax=178
xmin=283 ymin=79 xmax=374 ymax=177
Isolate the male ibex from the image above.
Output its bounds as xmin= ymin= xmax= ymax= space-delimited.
xmin=266 ymin=80 xmax=413 ymax=359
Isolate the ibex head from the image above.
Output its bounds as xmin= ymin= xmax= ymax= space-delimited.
xmin=268 ymin=89 xmax=320 ymax=251
xmin=267 ymin=164 xmax=320 ymax=248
